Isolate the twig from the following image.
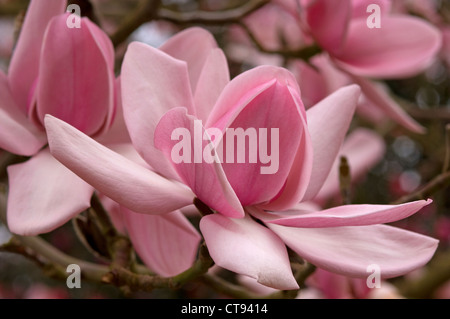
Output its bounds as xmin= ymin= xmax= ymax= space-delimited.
xmin=158 ymin=0 xmax=269 ymax=25
xmin=442 ymin=124 xmax=450 ymax=174
xmin=391 ymin=171 xmax=450 ymax=205
xmin=109 ymin=0 xmax=162 ymax=47
xmin=339 ymin=156 xmax=352 ymax=205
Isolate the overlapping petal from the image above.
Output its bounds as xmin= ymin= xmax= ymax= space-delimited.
xmin=7 ymin=148 xmax=94 ymax=236
xmin=123 ymin=207 xmax=201 ymax=277
xmin=45 ymin=115 xmax=194 ymax=215
xmin=200 ymin=213 xmax=299 ymax=290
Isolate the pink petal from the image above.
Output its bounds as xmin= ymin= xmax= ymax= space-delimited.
xmin=123 ymin=207 xmax=201 ymax=277
xmin=200 ymin=213 xmax=299 ymax=290
xmin=349 ymin=74 xmax=425 ymax=133
xmin=334 ymin=16 xmax=442 ymax=78
xmin=160 ymin=27 xmax=218 ymax=93
xmin=305 ymin=0 xmax=351 ymax=53
xmin=121 ymin=41 xmax=195 ymax=180
xmin=268 ymin=223 xmax=439 ymax=278
xmin=315 ymin=128 xmax=386 ymax=202
xmin=45 ymin=115 xmax=194 ymax=215
xmin=98 ymin=194 xmax=126 ymax=235
xmin=302 ymin=85 xmax=361 ymax=201
xmin=351 ymin=0 xmax=392 ymax=19
xmin=36 ymin=15 xmax=114 ymax=136
xmin=206 ymin=65 xmax=304 ymax=129
xmin=267 ymin=199 xmax=432 ymax=228
xmin=217 ymin=79 xmax=305 ymax=206
xmin=8 ymin=0 xmax=66 ymax=113
xmin=154 ymin=107 xmax=244 ymax=219
xmin=7 ymin=148 xmax=94 ymax=236
xmin=193 ymin=48 xmax=230 ymax=123
xmin=0 ymin=71 xmax=46 ymax=156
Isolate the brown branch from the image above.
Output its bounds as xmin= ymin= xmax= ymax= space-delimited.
xmin=443 ymin=124 xmax=450 ymax=174
xmin=158 ymin=0 xmax=269 ymax=25
xmin=391 ymin=171 xmax=450 ymax=205
xmin=109 ymin=0 xmax=162 ymax=48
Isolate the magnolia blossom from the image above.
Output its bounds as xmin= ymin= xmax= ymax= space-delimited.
xmin=235 ymin=0 xmax=442 ymax=133
xmin=46 ymin=27 xmax=438 ymax=289
xmin=0 ymin=0 xmax=117 ymax=235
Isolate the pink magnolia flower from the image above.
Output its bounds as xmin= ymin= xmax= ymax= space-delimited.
xmin=46 ymin=27 xmax=438 ymax=289
xmin=0 ymin=0 xmax=118 ymax=235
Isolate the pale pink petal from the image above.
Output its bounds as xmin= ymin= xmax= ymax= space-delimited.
xmin=36 ymin=15 xmax=114 ymax=136
xmin=7 ymin=148 xmax=94 ymax=236
xmin=305 ymin=0 xmax=351 ymax=53
xmin=268 ymin=223 xmax=439 ymax=278
xmin=121 ymin=41 xmax=195 ymax=180
xmin=334 ymin=16 xmax=442 ymax=78
xmin=0 ymin=71 xmax=46 ymax=156
xmin=302 ymin=85 xmax=361 ymax=201
xmin=267 ymin=199 xmax=432 ymax=228
xmin=8 ymin=0 xmax=66 ymax=113
xmin=45 ymin=115 xmax=194 ymax=215
xmin=315 ymin=128 xmax=385 ymax=202
xmin=349 ymin=75 xmax=425 ymax=133
xmin=154 ymin=107 xmax=244 ymax=219
xmin=200 ymin=214 xmax=299 ymax=290
xmin=193 ymin=49 xmax=230 ymax=123
xmin=99 ymin=194 xmax=126 ymax=235
xmin=123 ymin=207 xmax=201 ymax=277
xmin=160 ymin=27 xmax=218 ymax=93
xmin=351 ymin=0 xmax=392 ymax=19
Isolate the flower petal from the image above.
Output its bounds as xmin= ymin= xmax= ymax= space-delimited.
xmin=7 ymin=148 xmax=94 ymax=236
xmin=45 ymin=115 xmax=194 ymax=215
xmin=267 ymin=199 xmax=432 ymax=228
xmin=302 ymin=85 xmax=360 ymax=201
xmin=123 ymin=207 xmax=201 ymax=277
xmin=121 ymin=41 xmax=195 ymax=180
xmin=154 ymin=107 xmax=244 ymax=219
xmin=349 ymin=75 xmax=425 ymax=133
xmin=193 ymin=48 xmax=230 ymax=123
xmin=268 ymin=223 xmax=439 ymax=278
xmin=0 ymin=71 xmax=46 ymax=156
xmin=8 ymin=0 xmax=66 ymax=113
xmin=334 ymin=16 xmax=442 ymax=79
xmin=36 ymin=15 xmax=114 ymax=136
xmin=160 ymin=27 xmax=219 ymax=94
xmin=200 ymin=213 xmax=299 ymax=290
xmin=304 ymin=0 xmax=351 ymax=53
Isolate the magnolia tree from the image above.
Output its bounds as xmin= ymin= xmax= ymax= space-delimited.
xmin=0 ymin=0 xmax=449 ymax=300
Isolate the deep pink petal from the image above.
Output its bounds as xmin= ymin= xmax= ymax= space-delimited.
xmin=45 ymin=115 xmax=194 ymax=215
xmin=123 ymin=207 xmax=201 ymax=277
xmin=7 ymin=148 xmax=94 ymax=236
xmin=200 ymin=213 xmax=299 ymax=290
xmin=305 ymin=0 xmax=351 ymax=53
xmin=121 ymin=41 xmax=195 ymax=180
xmin=206 ymin=65 xmax=304 ymax=128
xmin=267 ymin=199 xmax=432 ymax=228
xmin=154 ymin=107 xmax=244 ymax=219
xmin=268 ymin=223 xmax=439 ymax=278
xmin=0 ymin=71 xmax=46 ymax=156
xmin=8 ymin=0 xmax=66 ymax=113
xmin=36 ymin=15 xmax=114 ymax=136
xmin=217 ymin=80 xmax=305 ymax=206
xmin=160 ymin=27 xmax=218 ymax=93
xmin=334 ymin=16 xmax=442 ymax=78
xmin=315 ymin=128 xmax=386 ymax=202
xmin=302 ymin=85 xmax=361 ymax=201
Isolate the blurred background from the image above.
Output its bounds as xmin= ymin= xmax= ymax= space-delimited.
xmin=0 ymin=0 xmax=449 ymax=299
